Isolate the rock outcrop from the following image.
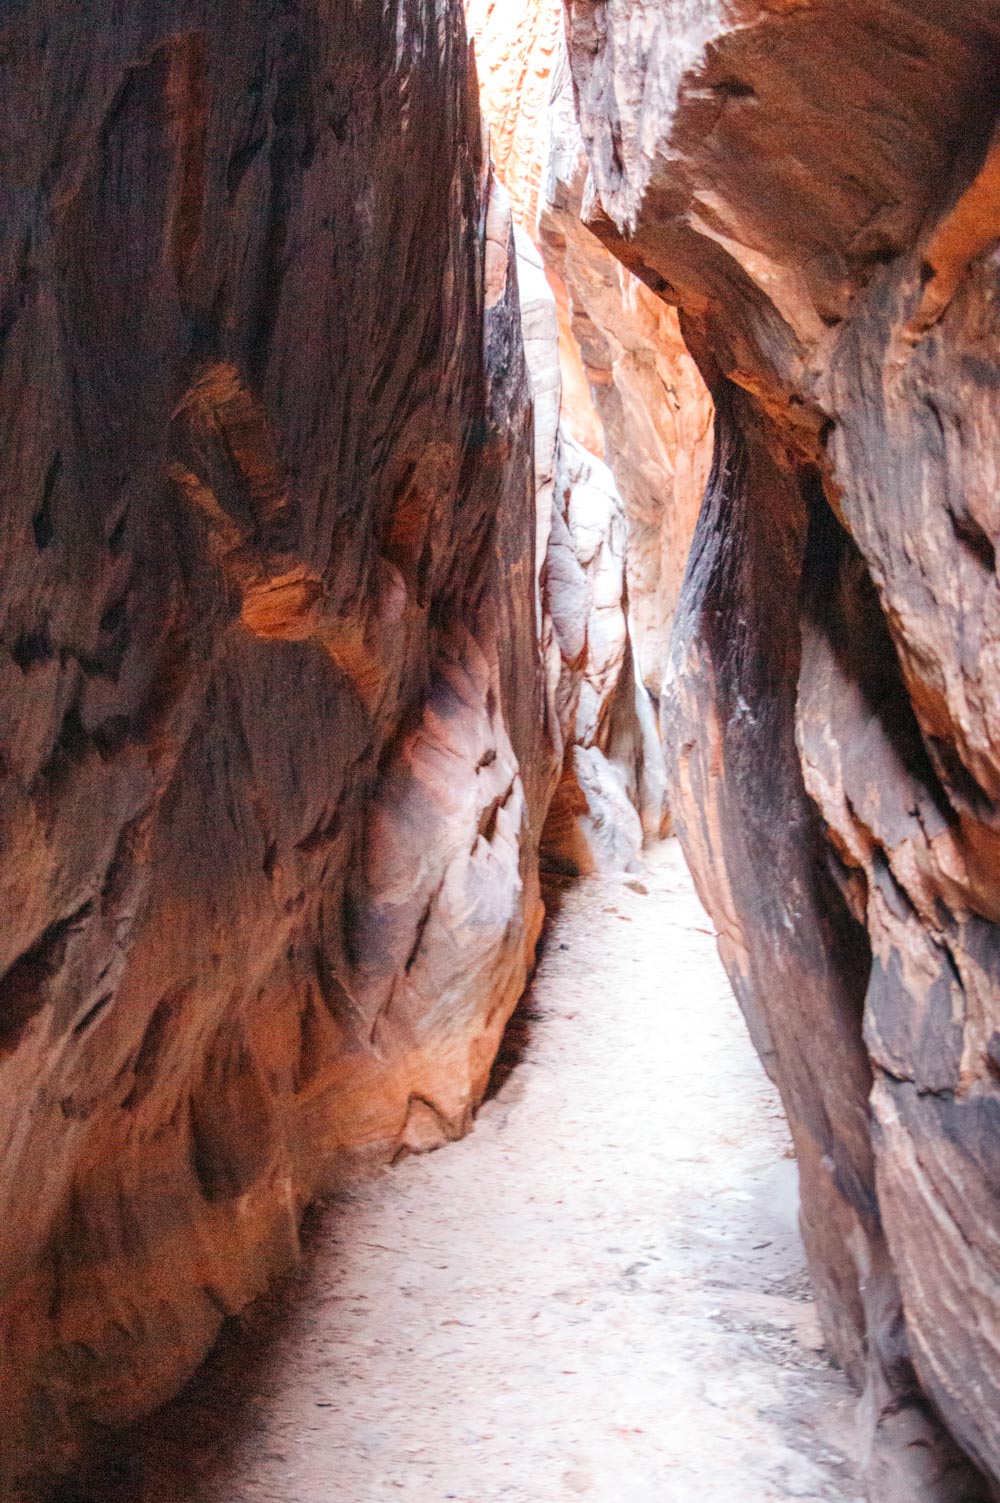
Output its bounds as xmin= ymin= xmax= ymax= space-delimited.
xmin=0 ymin=2 xmax=554 ymax=1490
xmin=562 ymin=0 xmax=1000 ymax=1496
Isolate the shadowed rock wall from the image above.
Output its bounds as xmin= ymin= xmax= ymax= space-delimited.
xmin=562 ymin=0 xmax=1000 ymax=1496
xmin=0 ymin=1 xmax=556 ymax=1489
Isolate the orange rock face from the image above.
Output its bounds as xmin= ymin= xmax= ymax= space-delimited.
xmin=467 ymin=0 xmax=713 ymax=695
xmin=468 ymin=0 xmax=712 ymax=870
xmin=0 ymin=3 xmax=554 ymax=1490
xmin=541 ymin=166 xmax=714 ymax=697
xmin=463 ymin=0 xmax=565 ymax=229
xmin=564 ymin=0 xmax=1000 ymax=1496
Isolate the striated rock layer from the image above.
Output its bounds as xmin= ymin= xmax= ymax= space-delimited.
xmin=563 ymin=0 xmax=1000 ymax=1496
xmin=467 ymin=0 xmax=714 ymax=696
xmin=0 ymin=0 xmax=555 ymax=1490
xmin=463 ymin=0 xmax=565 ymax=230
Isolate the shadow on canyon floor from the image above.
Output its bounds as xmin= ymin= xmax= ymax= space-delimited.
xmin=484 ymin=870 xmax=570 ymax=1102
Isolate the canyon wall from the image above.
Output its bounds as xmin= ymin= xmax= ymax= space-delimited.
xmin=5 ymin=0 xmax=996 ymax=1495
xmin=518 ymin=225 xmax=665 ymax=875
xmin=468 ymin=0 xmax=713 ymax=701
xmin=562 ymin=0 xmax=1000 ymax=1497
xmin=540 ymin=120 xmax=713 ymax=699
xmin=464 ymin=0 xmax=565 ymax=228
xmin=468 ymin=0 xmax=712 ymax=868
xmin=0 ymin=1 xmax=556 ymax=1490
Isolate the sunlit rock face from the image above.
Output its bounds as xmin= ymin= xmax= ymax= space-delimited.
xmin=0 ymin=1 xmax=556 ymax=1489
xmin=463 ymin=0 xmax=565 ymax=228
xmin=564 ymin=0 xmax=1000 ymax=1495
xmin=516 ymin=221 xmax=667 ymax=875
xmin=542 ymin=431 xmax=665 ymax=873
xmin=468 ymin=0 xmax=706 ymax=867
xmin=540 ymin=112 xmax=714 ymax=698
xmin=468 ymin=0 xmax=713 ymax=696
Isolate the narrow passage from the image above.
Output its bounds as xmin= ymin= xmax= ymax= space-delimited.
xmin=71 ymin=841 xmax=862 ymax=1502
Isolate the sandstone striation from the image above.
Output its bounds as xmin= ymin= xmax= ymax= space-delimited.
xmin=562 ymin=0 xmax=1000 ymax=1495
xmin=468 ymin=0 xmax=714 ymax=702
xmin=540 ymin=139 xmax=714 ymax=698
xmin=0 ymin=1 xmax=554 ymax=1490
xmin=463 ymin=0 xmax=566 ymax=229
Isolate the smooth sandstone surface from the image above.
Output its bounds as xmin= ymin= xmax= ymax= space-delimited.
xmin=0 ymin=1 xmax=555 ymax=1489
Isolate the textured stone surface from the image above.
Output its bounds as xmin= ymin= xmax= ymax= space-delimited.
xmin=563 ymin=0 xmax=1000 ymax=1495
xmin=541 ymin=434 xmax=652 ymax=874
xmin=463 ymin=0 xmax=565 ymax=229
xmin=540 ymin=66 xmax=714 ymax=697
xmin=510 ymin=226 xmax=665 ymax=877
xmin=470 ymin=2 xmax=702 ymax=872
xmin=468 ymin=0 xmax=714 ymax=698
xmin=0 ymin=2 xmax=553 ymax=1490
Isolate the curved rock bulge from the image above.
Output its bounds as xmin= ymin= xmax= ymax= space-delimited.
xmin=0 ymin=1 xmax=552 ymax=1487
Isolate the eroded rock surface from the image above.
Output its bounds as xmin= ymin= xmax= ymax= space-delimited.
xmin=562 ymin=0 xmax=1000 ymax=1495
xmin=469 ymin=2 xmax=705 ymax=873
xmin=514 ymin=231 xmax=666 ymax=875
xmin=463 ymin=0 xmax=565 ymax=229
xmin=0 ymin=2 xmax=554 ymax=1490
xmin=469 ymin=0 xmax=714 ymax=701
xmin=540 ymin=72 xmax=714 ymax=697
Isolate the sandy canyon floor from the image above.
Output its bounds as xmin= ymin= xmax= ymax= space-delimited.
xmin=61 ymin=839 xmax=863 ymax=1503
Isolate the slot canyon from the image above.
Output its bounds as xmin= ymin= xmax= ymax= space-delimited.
xmin=0 ymin=1 xmax=998 ymax=1499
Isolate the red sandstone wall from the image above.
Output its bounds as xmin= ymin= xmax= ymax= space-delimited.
xmin=563 ymin=1 xmax=1000 ymax=1496
xmin=0 ymin=3 xmax=554 ymax=1489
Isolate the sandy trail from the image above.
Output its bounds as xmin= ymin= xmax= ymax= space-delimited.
xmin=63 ymin=838 xmax=862 ymax=1503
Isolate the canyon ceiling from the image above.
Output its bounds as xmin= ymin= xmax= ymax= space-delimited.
xmin=1 ymin=1 xmax=999 ymax=1500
